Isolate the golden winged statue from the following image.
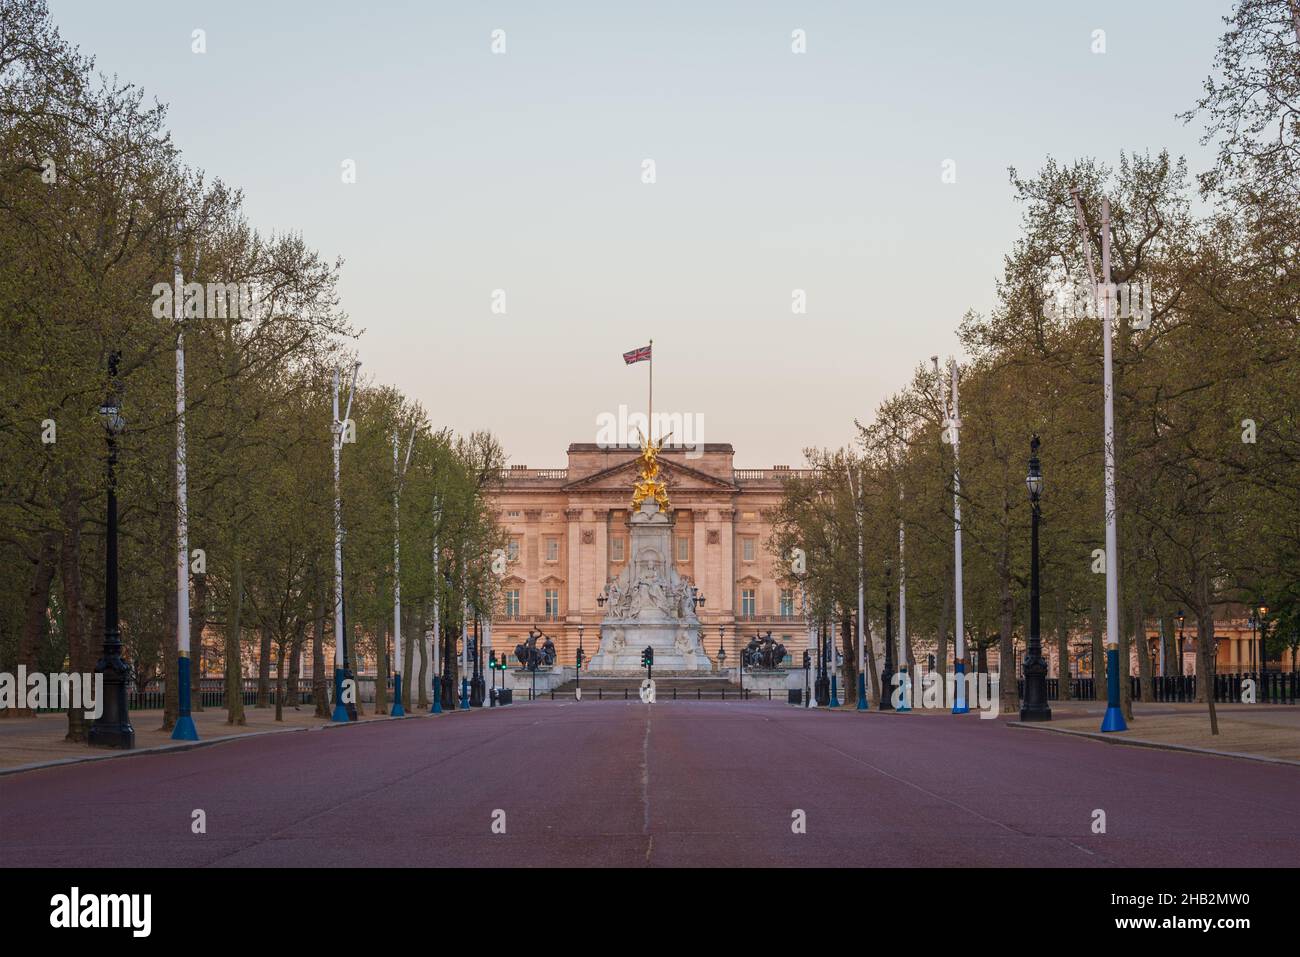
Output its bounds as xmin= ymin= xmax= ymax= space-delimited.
xmin=630 ymin=428 xmax=672 ymax=511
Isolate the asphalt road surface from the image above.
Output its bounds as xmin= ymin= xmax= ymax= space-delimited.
xmin=1 ymin=701 xmax=1294 ymax=867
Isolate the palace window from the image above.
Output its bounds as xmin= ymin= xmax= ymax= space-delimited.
xmin=507 ymin=539 xmax=519 ymax=562
xmin=545 ymin=588 xmax=560 ymax=620
xmin=507 ymin=510 xmax=521 ymax=518
xmin=677 ymin=536 xmax=689 ymax=562
xmin=546 ymin=538 xmax=559 ymax=562
xmin=780 ymin=589 xmax=795 ymax=617
xmin=611 ymin=537 xmax=625 ymax=562
xmin=741 ymin=589 xmax=756 ymax=618
xmin=505 ymin=590 xmax=520 ymax=618
xmin=742 ymin=538 xmax=755 ymax=562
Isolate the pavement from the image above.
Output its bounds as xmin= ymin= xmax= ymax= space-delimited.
xmin=0 ymin=700 xmax=1295 ymax=868
xmin=0 ymin=706 xmax=336 ymax=772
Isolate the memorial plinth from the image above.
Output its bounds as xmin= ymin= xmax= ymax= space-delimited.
xmin=588 ymin=499 xmax=710 ymax=672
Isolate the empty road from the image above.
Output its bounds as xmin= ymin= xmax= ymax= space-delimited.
xmin=1 ymin=701 xmax=1294 ymax=867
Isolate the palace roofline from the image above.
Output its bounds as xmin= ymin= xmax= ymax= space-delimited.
xmin=565 ymin=442 xmax=736 ymax=453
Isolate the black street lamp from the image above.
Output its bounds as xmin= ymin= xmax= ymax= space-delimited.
xmin=89 ymin=352 xmax=135 ymax=749
xmin=802 ymin=648 xmax=811 ymax=707
xmin=440 ymin=624 xmax=456 ymax=711
xmin=1248 ymin=610 xmax=1257 ymax=676
xmin=880 ymin=565 xmax=895 ymax=711
xmin=576 ymin=622 xmax=584 ymax=700
xmin=717 ymin=625 xmax=726 ymax=675
xmin=470 ymin=610 xmax=485 ymax=707
xmin=814 ymin=620 xmax=830 ymax=706
xmin=1020 ymin=434 xmax=1052 ymax=721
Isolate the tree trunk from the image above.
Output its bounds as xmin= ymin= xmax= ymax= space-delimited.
xmin=936 ymin=575 xmax=951 ymax=692
xmin=375 ymin=618 xmax=389 ymax=715
xmin=190 ymin=574 xmax=207 ymax=711
xmin=413 ymin=604 xmax=426 ymax=710
xmin=351 ymin=621 xmax=365 ymax=717
xmin=256 ymin=627 xmax=272 ymax=707
xmin=841 ymin=613 xmax=858 ymax=705
xmin=161 ymin=448 xmax=178 ymax=731
xmin=275 ymin=640 xmax=286 ymax=722
xmin=60 ymin=484 xmax=89 ymax=743
xmin=287 ymin=618 xmax=304 ymax=710
xmin=1118 ymin=594 xmax=1134 ymax=721
xmin=1134 ymin=594 xmax=1153 ymax=702
xmin=7 ymin=529 xmax=60 ymax=717
xmin=1089 ymin=592 xmax=1104 ymax=696
xmin=1197 ymin=608 xmax=1219 ymax=735
xmin=445 ymin=618 xmax=460 ymax=707
xmin=225 ymin=550 xmax=246 ymax=725
xmin=863 ymin=611 xmax=880 ymax=704
xmin=998 ymin=531 xmax=1017 ymax=714
xmin=1161 ymin=610 xmax=1178 ymax=677
xmin=312 ymin=582 xmax=330 ymax=719
xmin=1054 ymin=585 xmax=1072 ymax=700
xmin=161 ymin=574 xmax=178 ymax=731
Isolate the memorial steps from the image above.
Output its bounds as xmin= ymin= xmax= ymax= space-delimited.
xmin=552 ymin=673 xmax=741 ymax=694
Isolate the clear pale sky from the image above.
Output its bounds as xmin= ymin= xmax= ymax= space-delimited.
xmin=51 ymin=0 xmax=1226 ymax=467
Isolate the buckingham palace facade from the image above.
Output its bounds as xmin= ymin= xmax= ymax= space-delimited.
xmin=489 ymin=443 xmax=814 ymax=669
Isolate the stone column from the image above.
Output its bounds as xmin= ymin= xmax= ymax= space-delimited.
xmin=693 ymin=510 xmax=708 ymax=618
xmin=566 ymin=508 xmax=581 ymax=660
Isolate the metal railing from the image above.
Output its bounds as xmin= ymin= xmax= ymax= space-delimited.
xmin=35 ymin=676 xmax=407 ymax=713
xmin=732 ymin=468 xmax=818 ymax=482
xmin=497 ymin=468 xmax=568 ymax=482
xmin=527 ymin=687 xmax=776 ymax=702
xmin=1015 ymin=672 xmax=1298 ymax=704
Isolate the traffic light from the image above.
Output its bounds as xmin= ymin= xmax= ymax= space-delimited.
xmin=645 ymin=646 xmax=654 ymax=666
xmin=576 ymin=647 xmax=585 ymax=669
xmin=488 ymin=651 xmax=497 ymax=671
xmin=640 ymin=650 xmax=647 ymax=668
xmin=802 ymin=649 xmax=811 ymax=670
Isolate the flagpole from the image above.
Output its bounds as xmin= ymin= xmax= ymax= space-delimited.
xmin=648 ymin=338 xmax=654 ymax=443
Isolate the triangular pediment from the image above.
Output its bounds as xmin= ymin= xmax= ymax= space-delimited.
xmin=563 ymin=457 xmax=737 ymax=494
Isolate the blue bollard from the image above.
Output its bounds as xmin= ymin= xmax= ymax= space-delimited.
xmin=171 ymin=655 xmax=199 ymax=741
xmin=1100 ymin=645 xmax=1128 ymax=732
xmin=331 ymin=667 xmax=349 ymax=722
xmin=952 ymin=660 xmax=970 ymax=714
xmin=896 ymin=666 xmax=911 ymax=712
xmin=391 ymin=673 xmax=405 ymax=717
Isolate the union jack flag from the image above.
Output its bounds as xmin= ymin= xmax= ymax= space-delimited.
xmin=623 ymin=344 xmax=652 ymax=364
